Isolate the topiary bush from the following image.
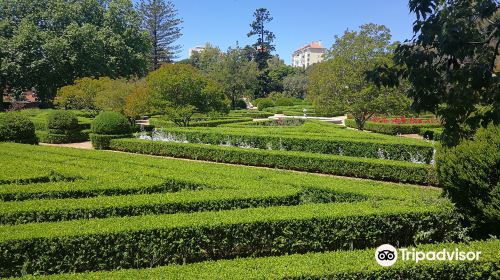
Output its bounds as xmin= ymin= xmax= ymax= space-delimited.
xmin=0 ymin=113 xmax=38 ymax=144
xmin=91 ymin=112 xmax=131 ymax=149
xmin=92 ymin=112 xmax=131 ymax=135
xmin=275 ymin=97 xmax=295 ymax=107
xmin=255 ymin=98 xmax=275 ymax=111
xmin=38 ymin=110 xmax=87 ymax=144
xmin=47 ymin=111 xmax=78 ymax=130
xmin=436 ymin=123 xmax=499 ymax=237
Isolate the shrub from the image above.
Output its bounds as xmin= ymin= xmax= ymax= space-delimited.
xmin=90 ymin=112 xmax=131 ymax=149
xmin=436 ymin=124 xmax=500 ymax=237
xmin=47 ymin=111 xmax=79 ymax=130
xmin=274 ymin=97 xmax=295 ymax=107
xmin=234 ymin=99 xmax=247 ymax=109
xmin=91 ymin=112 xmax=131 ymax=135
xmin=0 ymin=113 xmax=37 ymax=144
xmin=419 ymin=127 xmax=443 ymax=140
xmin=255 ymin=98 xmax=275 ymax=111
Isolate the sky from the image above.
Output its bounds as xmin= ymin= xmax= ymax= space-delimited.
xmin=169 ymin=0 xmax=418 ymax=64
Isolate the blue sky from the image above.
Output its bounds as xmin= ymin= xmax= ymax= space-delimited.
xmin=169 ymin=0 xmax=417 ymax=64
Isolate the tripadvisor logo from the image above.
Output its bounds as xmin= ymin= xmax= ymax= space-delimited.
xmin=375 ymin=244 xmax=398 ymax=266
xmin=375 ymin=244 xmax=482 ymax=267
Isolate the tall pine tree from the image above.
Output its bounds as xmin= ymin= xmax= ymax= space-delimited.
xmin=247 ymin=8 xmax=275 ymax=70
xmin=138 ymin=0 xmax=183 ymax=69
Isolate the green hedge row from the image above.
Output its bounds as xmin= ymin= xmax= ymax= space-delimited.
xmin=32 ymin=119 xmax=90 ymax=132
xmin=0 ymin=201 xmax=460 ymax=277
xmin=156 ymin=127 xmax=434 ymax=163
xmin=150 ymin=117 xmax=253 ymax=128
xmin=90 ymin=133 xmax=131 ymax=149
xmin=0 ymin=186 xmax=303 ymax=225
xmin=0 ymin=142 xmax=441 ymax=200
xmin=23 ymin=240 xmax=500 ymax=280
xmin=110 ymin=139 xmax=436 ymax=184
xmin=228 ymin=111 xmax=274 ymax=118
xmin=345 ymin=119 xmax=441 ymax=135
xmin=37 ymin=129 xmax=90 ymax=144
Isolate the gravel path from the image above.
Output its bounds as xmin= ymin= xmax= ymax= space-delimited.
xmin=40 ymin=141 xmax=93 ymax=150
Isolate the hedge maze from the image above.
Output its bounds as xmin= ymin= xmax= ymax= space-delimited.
xmin=1 ymin=142 xmax=498 ymax=278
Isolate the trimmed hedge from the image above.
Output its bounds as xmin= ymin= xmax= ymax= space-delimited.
xmin=21 ymin=240 xmax=500 ymax=280
xmin=345 ymin=119 xmax=441 ymax=135
xmin=154 ymin=127 xmax=434 ymax=163
xmin=0 ymin=185 xmax=303 ymax=225
xmin=228 ymin=111 xmax=274 ymax=118
xmin=0 ymin=202 xmax=459 ymax=277
xmin=90 ymin=133 xmax=131 ymax=150
xmin=0 ymin=112 xmax=38 ymax=144
xmin=0 ymin=142 xmax=442 ymax=202
xmin=47 ymin=111 xmax=79 ymax=130
xmin=90 ymin=112 xmax=131 ymax=149
xmin=109 ymin=139 xmax=436 ymax=185
xmin=149 ymin=117 xmax=253 ymax=128
xmin=0 ymin=142 xmax=462 ymax=278
xmin=91 ymin=112 xmax=131 ymax=135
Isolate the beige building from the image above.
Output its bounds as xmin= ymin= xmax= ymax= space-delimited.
xmin=292 ymin=41 xmax=326 ymax=68
xmin=188 ymin=46 xmax=206 ymax=58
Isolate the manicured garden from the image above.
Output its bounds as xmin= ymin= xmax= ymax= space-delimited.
xmin=1 ymin=0 xmax=498 ymax=278
xmin=0 ymin=142 xmax=492 ymax=278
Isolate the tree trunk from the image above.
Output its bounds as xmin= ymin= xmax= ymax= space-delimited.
xmin=355 ymin=117 xmax=365 ymax=130
xmin=0 ymin=86 xmax=3 ymax=112
xmin=231 ymin=95 xmax=236 ymax=110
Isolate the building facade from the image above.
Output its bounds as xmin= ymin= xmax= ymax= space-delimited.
xmin=292 ymin=41 xmax=326 ymax=68
xmin=188 ymin=46 xmax=206 ymax=58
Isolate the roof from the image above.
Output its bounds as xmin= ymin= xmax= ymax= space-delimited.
xmin=293 ymin=41 xmax=326 ymax=54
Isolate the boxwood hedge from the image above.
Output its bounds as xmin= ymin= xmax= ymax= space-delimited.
xmin=0 ymin=143 xmax=465 ymax=278
xmin=109 ymin=138 xmax=436 ymax=185
xmin=154 ymin=127 xmax=434 ymax=163
xmin=0 ymin=202 xmax=460 ymax=277
xmin=345 ymin=119 xmax=441 ymax=136
xmin=20 ymin=240 xmax=499 ymax=280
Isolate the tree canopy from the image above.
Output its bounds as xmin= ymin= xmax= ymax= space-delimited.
xmin=208 ymin=47 xmax=258 ymax=109
xmin=138 ymin=0 xmax=183 ymax=69
xmin=370 ymin=0 xmax=500 ymax=146
xmin=247 ymin=8 xmax=275 ymax=70
xmin=0 ymin=0 xmax=151 ymax=105
xmin=309 ymin=24 xmax=411 ymax=126
xmin=146 ymin=64 xmax=228 ymax=114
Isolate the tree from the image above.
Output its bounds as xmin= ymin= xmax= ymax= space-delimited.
xmin=55 ymin=77 xmax=135 ymax=115
xmin=373 ymin=0 xmax=500 ymax=147
xmin=0 ymin=0 xmax=150 ymax=105
xmin=123 ymin=81 xmax=152 ymax=119
xmin=138 ymin=0 xmax=183 ymax=69
xmin=308 ymin=24 xmax=411 ymax=126
xmin=209 ymin=47 xmax=258 ymax=109
xmin=283 ymin=73 xmax=308 ymax=98
xmin=188 ymin=43 xmax=222 ymax=73
xmin=146 ymin=64 xmax=228 ymax=114
xmin=247 ymin=8 xmax=275 ymax=70
xmin=267 ymin=57 xmax=297 ymax=93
